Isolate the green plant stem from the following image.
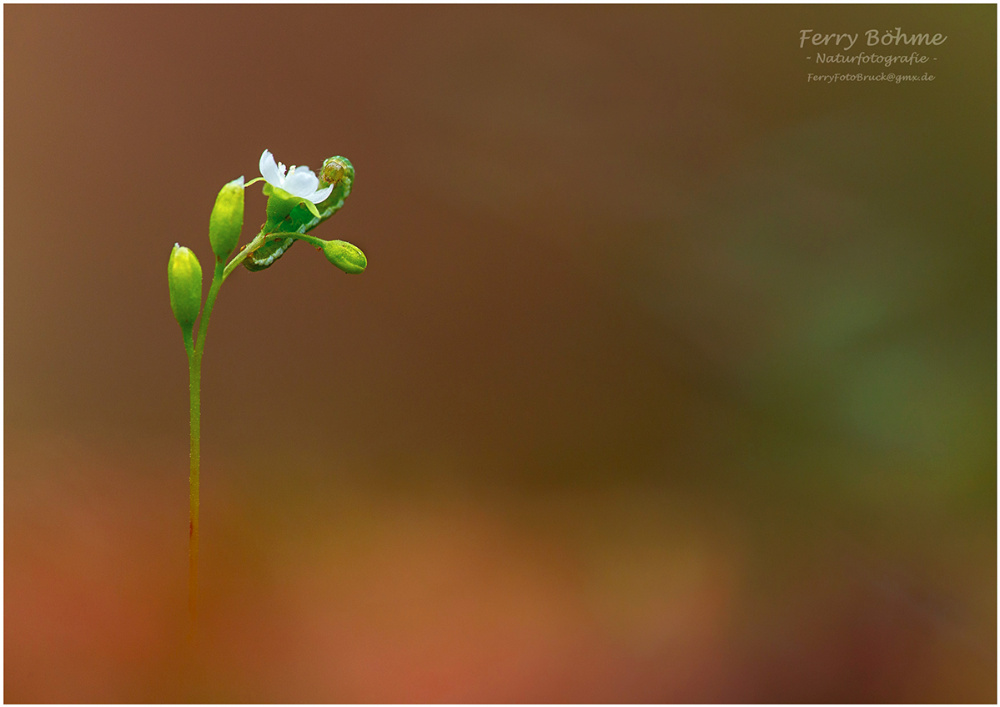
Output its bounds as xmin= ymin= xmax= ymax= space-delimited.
xmin=187 ymin=260 xmax=226 ymax=631
xmin=185 ymin=328 xmax=199 ymax=630
xmin=222 ymin=231 xmax=265 ymax=280
xmin=185 ymin=231 xmax=324 ymax=628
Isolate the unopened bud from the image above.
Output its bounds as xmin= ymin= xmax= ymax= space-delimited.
xmin=168 ymin=244 xmax=203 ymax=328
xmin=209 ymin=177 xmax=245 ymax=259
xmin=322 ymin=239 xmax=366 ymax=274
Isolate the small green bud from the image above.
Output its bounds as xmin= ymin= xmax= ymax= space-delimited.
xmin=322 ymin=240 xmax=367 ymax=274
xmin=209 ymin=177 xmax=245 ymax=259
xmin=168 ymin=244 xmax=203 ymax=328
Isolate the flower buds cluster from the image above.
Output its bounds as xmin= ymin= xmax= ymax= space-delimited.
xmin=169 ymin=149 xmax=366 ymax=329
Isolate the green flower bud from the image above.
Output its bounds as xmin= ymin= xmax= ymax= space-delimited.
xmin=209 ymin=177 xmax=245 ymax=259
xmin=168 ymin=244 xmax=203 ymax=328
xmin=322 ymin=240 xmax=367 ymax=274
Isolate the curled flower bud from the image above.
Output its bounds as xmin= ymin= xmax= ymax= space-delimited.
xmin=168 ymin=244 xmax=203 ymax=328
xmin=322 ymin=239 xmax=367 ymax=274
xmin=209 ymin=177 xmax=245 ymax=259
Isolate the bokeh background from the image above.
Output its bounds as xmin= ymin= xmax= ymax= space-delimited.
xmin=5 ymin=4 xmax=996 ymax=702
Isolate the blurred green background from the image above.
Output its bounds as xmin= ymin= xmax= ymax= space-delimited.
xmin=5 ymin=5 xmax=995 ymax=702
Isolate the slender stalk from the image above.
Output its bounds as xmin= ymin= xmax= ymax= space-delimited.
xmin=223 ymin=230 xmax=266 ymax=280
xmin=186 ymin=329 xmax=200 ymax=629
xmin=186 ymin=231 xmax=323 ymax=627
xmin=187 ymin=260 xmax=226 ymax=631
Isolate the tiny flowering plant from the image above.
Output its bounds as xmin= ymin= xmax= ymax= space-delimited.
xmin=167 ymin=148 xmax=366 ymax=632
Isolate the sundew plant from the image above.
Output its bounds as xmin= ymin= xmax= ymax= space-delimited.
xmin=167 ymin=149 xmax=366 ymax=627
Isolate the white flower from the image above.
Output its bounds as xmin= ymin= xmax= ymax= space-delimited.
xmin=259 ymin=149 xmax=334 ymax=204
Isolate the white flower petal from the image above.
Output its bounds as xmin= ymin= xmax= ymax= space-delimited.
xmin=259 ymin=150 xmax=282 ymax=186
xmin=284 ymin=169 xmax=320 ymax=197
xmin=308 ymin=184 xmax=335 ymax=203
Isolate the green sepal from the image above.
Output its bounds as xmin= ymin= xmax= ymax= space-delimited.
xmin=263 ymin=184 xmax=320 ymax=230
xmin=303 ymin=200 xmax=321 ymax=218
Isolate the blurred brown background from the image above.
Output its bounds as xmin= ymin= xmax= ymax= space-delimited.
xmin=5 ymin=4 xmax=995 ymax=702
